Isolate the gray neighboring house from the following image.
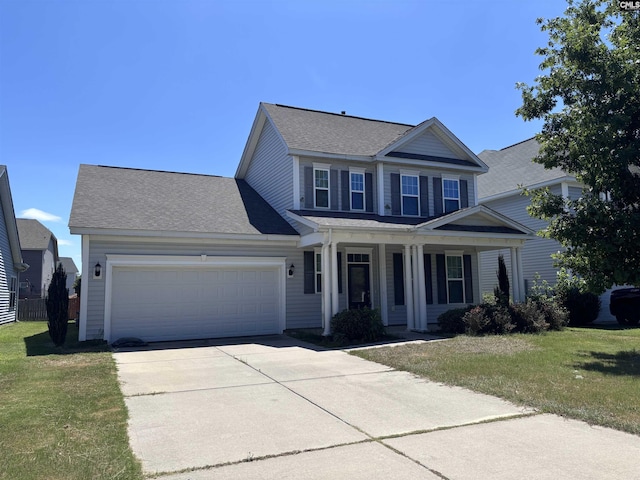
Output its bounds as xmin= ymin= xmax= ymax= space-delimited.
xmin=70 ymin=103 xmax=534 ymax=344
xmin=17 ymin=219 xmax=59 ymax=299
xmin=477 ymin=138 xmax=617 ymax=321
xmin=59 ymin=257 xmax=79 ymax=293
xmin=0 ymin=166 xmax=29 ymax=324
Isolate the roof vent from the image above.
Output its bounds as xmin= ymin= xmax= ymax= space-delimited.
xmin=341 ymin=111 xmax=346 ymax=115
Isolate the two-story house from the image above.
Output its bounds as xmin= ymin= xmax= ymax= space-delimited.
xmin=17 ymin=218 xmax=58 ymax=300
xmin=70 ymin=103 xmax=533 ymax=343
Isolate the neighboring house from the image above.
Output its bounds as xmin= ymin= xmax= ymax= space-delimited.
xmin=0 ymin=166 xmax=29 ymax=324
xmin=17 ymin=219 xmax=59 ymax=299
xmin=70 ymin=103 xmax=534 ymax=343
xmin=59 ymin=257 xmax=79 ymax=293
xmin=477 ymin=138 xmax=616 ymax=321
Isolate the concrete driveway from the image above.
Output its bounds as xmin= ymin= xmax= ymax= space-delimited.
xmin=114 ymin=335 xmax=640 ymax=479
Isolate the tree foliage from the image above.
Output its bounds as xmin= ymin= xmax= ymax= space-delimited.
xmin=47 ymin=264 xmax=69 ymax=347
xmin=516 ymin=0 xmax=640 ymax=293
xmin=494 ymin=254 xmax=511 ymax=307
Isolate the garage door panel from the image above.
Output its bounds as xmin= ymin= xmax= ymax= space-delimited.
xmin=110 ymin=264 xmax=282 ymax=342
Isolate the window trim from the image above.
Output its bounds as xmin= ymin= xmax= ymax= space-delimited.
xmin=349 ymin=168 xmax=365 ymax=211
xmin=444 ymin=251 xmax=465 ymax=304
xmin=314 ymin=248 xmax=322 ymax=293
xmin=313 ymin=167 xmax=330 ymax=209
xmin=400 ymin=172 xmax=420 ymax=216
xmin=442 ymin=176 xmax=460 ymax=213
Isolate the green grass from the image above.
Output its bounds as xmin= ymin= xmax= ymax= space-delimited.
xmin=352 ymin=327 xmax=640 ymax=436
xmin=0 ymin=321 xmax=142 ymax=480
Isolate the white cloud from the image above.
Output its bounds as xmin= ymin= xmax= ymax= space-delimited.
xmin=57 ymin=239 xmax=74 ymax=246
xmin=20 ymin=208 xmax=62 ymax=222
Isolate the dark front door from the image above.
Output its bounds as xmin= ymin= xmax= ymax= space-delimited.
xmin=348 ymin=264 xmax=371 ymax=309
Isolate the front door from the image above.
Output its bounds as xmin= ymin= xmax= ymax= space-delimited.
xmin=348 ymin=264 xmax=371 ymax=309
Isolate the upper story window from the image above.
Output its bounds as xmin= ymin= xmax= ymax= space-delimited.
xmin=401 ymin=174 xmax=419 ymax=216
xmin=314 ymin=168 xmax=330 ymax=208
xmin=442 ymin=177 xmax=460 ymax=213
xmin=446 ymin=255 xmax=464 ymax=303
xmin=350 ymin=171 xmax=365 ymax=211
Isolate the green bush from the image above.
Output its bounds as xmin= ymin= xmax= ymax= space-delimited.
xmin=510 ymin=299 xmax=549 ymax=333
xmin=46 ymin=264 xmax=69 ymax=347
xmin=557 ymin=287 xmax=600 ymax=326
xmin=331 ymin=308 xmax=384 ymax=343
xmin=534 ymin=297 xmax=569 ymax=331
xmin=437 ymin=306 xmax=474 ymax=334
xmin=463 ymin=304 xmax=514 ymax=336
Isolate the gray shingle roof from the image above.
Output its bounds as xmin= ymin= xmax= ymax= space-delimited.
xmin=59 ymin=257 xmax=78 ymax=274
xmin=477 ymin=138 xmax=569 ymax=199
xmin=17 ymin=218 xmax=56 ymax=250
xmin=263 ymin=103 xmax=414 ymax=156
xmin=69 ymin=165 xmax=298 ymax=236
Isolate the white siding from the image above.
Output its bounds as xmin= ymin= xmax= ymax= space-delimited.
xmin=244 ymin=120 xmax=293 ymax=217
xmin=0 ymin=200 xmax=18 ymax=324
xmin=394 ymin=130 xmax=459 ymax=159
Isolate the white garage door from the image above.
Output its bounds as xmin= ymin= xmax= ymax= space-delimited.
xmin=109 ymin=265 xmax=283 ymax=343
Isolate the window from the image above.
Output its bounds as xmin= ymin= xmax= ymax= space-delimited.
xmin=350 ymin=172 xmax=364 ymax=211
xmin=315 ymin=252 xmax=322 ymax=293
xmin=314 ymin=168 xmax=329 ymax=208
xmin=401 ymin=174 xmax=419 ymax=216
xmin=446 ymin=255 xmax=464 ymax=303
xmin=9 ymin=277 xmax=17 ymax=310
xmin=443 ymin=178 xmax=460 ymax=213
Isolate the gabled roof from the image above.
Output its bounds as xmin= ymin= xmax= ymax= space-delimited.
xmin=477 ymin=138 xmax=575 ymax=200
xmin=59 ymin=257 xmax=79 ymax=275
xmin=17 ymin=218 xmax=57 ymax=251
xmin=0 ymin=166 xmax=28 ymax=271
xmin=69 ymin=165 xmax=299 ymax=237
xmin=237 ymin=103 xmax=487 ymax=176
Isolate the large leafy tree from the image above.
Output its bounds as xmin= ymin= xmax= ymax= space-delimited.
xmin=516 ymin=0 xmax=640 ymax=293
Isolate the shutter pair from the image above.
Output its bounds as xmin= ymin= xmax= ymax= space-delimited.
xmin=392 ymin=253 xmax=434 ymax=305
xmin=303 ymin=167 xmax=373 ymax=211
xmin=435 ymin=254 xmax=473 ymax=304
xmin=391 ymin=174 xmax=469 ymax=216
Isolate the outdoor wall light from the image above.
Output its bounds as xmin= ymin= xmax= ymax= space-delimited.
xmin=94 ymin=262 xmax=102 ymax=279
xmin=288 ymin=264 xmax=295 ymax=277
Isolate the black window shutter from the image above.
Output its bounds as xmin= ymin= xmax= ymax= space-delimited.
xmin=433 ymin=178 xmax=443 ymax=216
xmin=330 ymin=170 xmax=339 ymax=210
xmin=304 ymin=167 xmax=313 ymax=209
xmin=393 ymin=253 xmax=404 ymax=305
xmin=436 ymin=254 xmax=447 ymax=304
xmin=341 ymin=171 xmax=350 ymax=211
xmin=365 ymin=172 xmax=374 ymax=212
xmin=424 ymin=253 xmax=433 ymax=304
xmin=391 ymin=173 xmax=401 ymax=215
xmin=419 ymin=176 xmax=429 ymax=217
xmin=304 ymin=251 xmax=315 ymax=294
xmin=460 ymin=179 xmax=469 ymax=208
xmin=463 ymin=254 xmax=473 ymax=303
xmin=337 ymin=252 xmax=343 ymax=294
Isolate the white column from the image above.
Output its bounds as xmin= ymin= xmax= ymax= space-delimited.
xmin=331 ymin=242 xmax=339 ymax=315
xmin=378 ymin=244 xmax=389 ymax=326
xmin=510 ymin=247 xmax=520 ymax=303
xmin=417 ymin=244 xmax=427 ymax=331
xmin=322 ymin=243 xmax=332 ymax=336
xmin=404 ymin=244 xmax=414 ymax=331
xmin=376 ymin=162 xmax=385 ymax=216
xmin=516 ymin=246 xmax=525 ymax=301
xmin=411 ymin=245 xmax=420 ymax=329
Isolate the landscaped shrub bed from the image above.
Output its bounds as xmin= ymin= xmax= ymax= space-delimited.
xmin=331 ymin=308 xmax=385 ymax=344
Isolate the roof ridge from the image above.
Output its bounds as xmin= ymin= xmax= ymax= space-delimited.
xmin=499 ymin=136 xmax=537 ymax=151
xmin=271 ymin=103 xmax=415 ymax=128
xmin=94 ymin=164 xmax=224 ymax=179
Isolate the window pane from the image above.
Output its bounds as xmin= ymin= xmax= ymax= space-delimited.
xmin=446 ymin=256 xmax=463 ymax=279
xmin=403 ymin=196 xmax=419 ymax=216
xmin=316 ymin=189 xmax=329 ymax=208
xmin=316 ymin=274 xmax=322 ymax=293
xmin=448 ymin=280 xmax=464 ymax=303
xmin=401 ymin=175 xmax=418 ymax=195
xmin=352 ymin=192 xmax=364 ymax=210
xmin=445 ymin=198 xmax=459 ymax=213
xmin=351 ymin=173 xmax=364 ymax=192
xmin=443 ymin=179 xmax=459 ymax=199
xmin=316 ymin=253 xmax=322 ymax=272
xmin=315 ymin=169 xmax=328 ymax=188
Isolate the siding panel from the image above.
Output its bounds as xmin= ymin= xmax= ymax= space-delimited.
xmin=0 ymin=200 xmax=18 ymax=324
xmin=394 ymin=130 xmax=459 ymax=159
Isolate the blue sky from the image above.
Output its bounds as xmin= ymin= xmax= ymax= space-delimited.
xmin=0 ymin=0 xmax=567 ymax=272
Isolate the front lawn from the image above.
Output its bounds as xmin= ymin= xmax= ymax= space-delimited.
xmin=0 ymin=321 xmax=142 ymax=480
xmin=352 ymin=327 xmax=640 ymax=435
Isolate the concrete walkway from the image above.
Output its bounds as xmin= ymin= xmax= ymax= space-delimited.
xmin=113 ymin=335 xmax=640 ymax=479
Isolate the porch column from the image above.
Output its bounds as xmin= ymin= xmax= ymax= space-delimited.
xmin=411 ymin=245 xmax=420 ymax=330
xmin=516 ymin=246 xmax=525 ymax=301
xmin=417 ymin=244 xmax=427 ymax=331
xmin=378 ymin=244 xmax=389 ymax=326
xmin=403 ymin=244 xmax=414 ymax=330
xmin=331 ymin=242 xmax=339 ymax=315
xmin=322 ymin=243 xmax=332 ymax=335
xmin=376 ymin=162 xmax=385 ymax=216
xmin=510 ymin=247 xmax=520 ymax=303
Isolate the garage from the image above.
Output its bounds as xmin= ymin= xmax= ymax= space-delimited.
xmin=106 ymin=256 xmax=286 ymax=343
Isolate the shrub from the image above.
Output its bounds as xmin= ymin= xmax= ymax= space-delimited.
xmin=437 ymin=306 xmax=474 ymax=334
xmin=331 ymin=308 xmax=384 ymax=343
xmin=46 ymin=264 xmax=69 ymax=347
xmin=557 ymin=287 xmax=601 ymax=326
xmin=463 ymin=304 xmax=514 ymax=336
xmin=535 ymin=298 xmax=569 ymax=331
xmin=510 ymin=299 xmax=549 ymax=334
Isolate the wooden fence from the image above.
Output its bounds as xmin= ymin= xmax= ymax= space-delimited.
xmin=18 ymin=297 xmax=80 ymax=321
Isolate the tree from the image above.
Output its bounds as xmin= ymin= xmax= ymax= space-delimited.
xmin=47 ymin=264 xmax=69 ymax=347
xmin=494 ymin=254 xmax=510 ymax=307
xmin=516 ymin=0 xmax=640 ymax=293
xmin=73 ymin=275 xmax=81 ymax=297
